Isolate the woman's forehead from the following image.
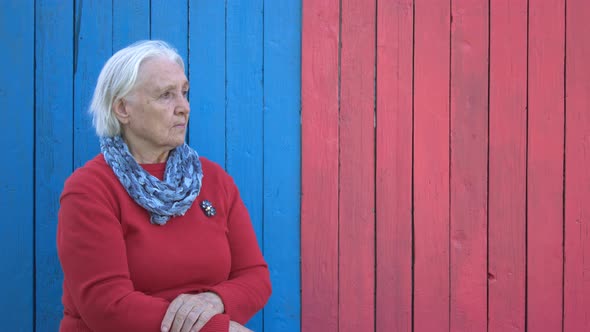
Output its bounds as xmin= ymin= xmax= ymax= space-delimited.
xmin=136 ymin=57 xmax=188 ymax=89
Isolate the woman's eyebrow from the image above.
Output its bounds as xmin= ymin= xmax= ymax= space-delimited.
xmin=153 ymin=81 xmax=189 ymax=93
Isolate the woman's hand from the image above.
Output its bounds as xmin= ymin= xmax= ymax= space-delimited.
xmin=161 ymin=292 xmax=224 ymax=332
xmin=229 ymin=321 xmax=253 ymax=332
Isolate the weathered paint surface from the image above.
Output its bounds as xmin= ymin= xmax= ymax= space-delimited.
xmin=1 ymin=1 xmax=300 ymax=331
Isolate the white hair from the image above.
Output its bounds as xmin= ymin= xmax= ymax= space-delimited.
xmin=90 ymin=40 xmax=185 ymax=137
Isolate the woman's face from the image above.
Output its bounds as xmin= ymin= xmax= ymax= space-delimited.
xmin=117 ymin=56 xmax=190 ymax=161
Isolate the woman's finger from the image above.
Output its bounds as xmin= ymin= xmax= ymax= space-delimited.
xmin=162 ymin=295 xmax=186 ymax=332
xmin=171 ymin=302 xmax=196 ymax=332
xmin=189 ymin=309 xmax=215 ymax=332
xmin=163 ymin=293 xmax=223 ymax=332
xmin=180 ymin=306 xmax=204 ymax=332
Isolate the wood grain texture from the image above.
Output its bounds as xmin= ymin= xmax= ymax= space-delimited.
xmin=449 ymin=1 xmax=489 ymax=331
xmin=564 ymin=0 xmax=590 ymax=330
xmin=487 ymin=1 xmax=527 ymax=331
xmin=188 ymin=1 xmax=226 ymax=165
xmin=226 ymin=1 xmax=264 ymax=329
xmin=301 ymin=0 xmax=340 ymax=330
xmin=3 ymin=1 xmax=301 ymax=330
xmin=413 ymin=1 xmax=451 ymax=330
xmin=376 ymin=1 xmax=413 ymax=331
xmin=112 ymin=0 xmax=149 ymax=51
xmin=0 ymin=2 xmax=34 ymax=331
xmin=34 ymin=1 xmax=73 ymax=330
xmin=73 ymin=0 xmax=112 ymax=168
xmin=339 ymin=0 xmax=376 ymax=330
xmin=263 ymin=1 xmax=301 ymax=331
xmin=527 ymin=0 xmax=565 ymax=330
xmin=151 ymin=0 xmax=188 ymax=73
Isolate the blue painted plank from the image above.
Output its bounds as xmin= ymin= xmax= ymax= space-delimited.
xmin=73 ymin=0 xmax=112 ymax=168
xmin=150 ymin=0 xmax=188 ymax=72
xmin=263 ymin=1 xmax=302 ymax=331
xmin=150 ymin=0 xmax=189 ymax=143
xmin=113 ymin=0 xmax=150 ymax=51
xmin=188 ymin=1 xmax=226 ymax=166
xmin=0 ymin=1 xmax=34 ymax=331
xmin=34 ymin=1 xmax=74 ymax=330
xmin=226 ymin=0 xmax=264 ymax=329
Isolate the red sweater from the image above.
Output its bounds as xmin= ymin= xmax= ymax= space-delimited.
xmin=57 ymin=154 xmax=271 ymax=332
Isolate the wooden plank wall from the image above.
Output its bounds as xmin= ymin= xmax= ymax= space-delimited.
xmin=376 ymin=1 xmax=413 ymax=331
xmin=413 ymin=2 xmax=450 ymax=331
xmin=564 ymin=1 xmax=590 ymax=330
xmin=528 ymin=1 xmax=565 ymax=331
xmin=488 ymin=1 xmax=527 ymax=331
xmin=301 ymin=0 xmax=340 ymax=330
xmin=35 ymin=1 xmax=74 ymax=328
xmin=301 ymin=0 xmax=590 ymax=331
xmin=3 ymin=0 xmax=590 ymax=331
xmin=1 ymin=1 xmax=301 ymax=331
xmin=0 ymin=2 xmax=34 ymax=331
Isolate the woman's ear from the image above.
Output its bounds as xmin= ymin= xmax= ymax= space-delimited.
xmin=112 ymin=99 xmax=130 ymax=124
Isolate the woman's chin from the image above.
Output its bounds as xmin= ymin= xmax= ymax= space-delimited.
xmin=166 ymin=133 xmax=186 ymax=147
xmin=173 ymin=138 xmax=186 ymax=148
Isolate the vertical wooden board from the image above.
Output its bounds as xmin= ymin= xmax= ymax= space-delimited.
xmin=188 ymin=1 xmax=226 ymax=166
xmin=449 ymin=1 xmax=489 ymax=331
xmin=151 ymin=0 xmax=188 ymax=71
xmin=527 ymin=0 xmax=565 ymax=330
xmin=300 ymin=0 xmax=339 ymax=330
xmin=413 ymin=1 xmax=450 ymax=330
xmin=564 ymin=1 xmax=590 ymax=330
xmin=375 ymin=1 xmax=413 ymax=331
xmin=150 ymin=0 xmax=189 ymax=144
xmin=35 ymin=1 xmax=73 ymax=330
xmin=339 ymin=0 xmax=376 ymax=331
xmin=73 ymin=0 xmax=112 ymax=168
xmin=487 ymin=1 xmax=527 ymax=331
xmin=226 ymin=1 xmax=264 ymax=329
xmin=113 ymin=0 xmax=150 ymax=51
xmin=263 ymin=1 xmax=301 ymax=331
xmin=0 ymin=2 xmax=34 ymax=331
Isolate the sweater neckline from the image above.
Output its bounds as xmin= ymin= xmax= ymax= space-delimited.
xmin=140 ymin=162 xmax=166 ymax=179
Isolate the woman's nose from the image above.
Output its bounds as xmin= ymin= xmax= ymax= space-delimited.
xmin=175 ymin=95 xmax=190 ymax=115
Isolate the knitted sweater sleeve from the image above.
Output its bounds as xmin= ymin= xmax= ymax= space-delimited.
xmin=206 ymin=175 xmax=272 ymax=325
xmin=58 ymin=173 xmax=170 ymax=331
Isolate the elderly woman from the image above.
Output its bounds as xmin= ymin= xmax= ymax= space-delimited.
xmin=57 ymin=40 xmax=271 ymax=332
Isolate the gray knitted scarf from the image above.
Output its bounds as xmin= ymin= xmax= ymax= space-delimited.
xmin=100 ymin=136 xmax=203 ymax=225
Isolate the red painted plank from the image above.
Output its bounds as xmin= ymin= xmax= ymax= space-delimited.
xmin=376 ymin=1 xmax=413 ymax=331
xmin=413 ymin=1 xmax=451 ymax=331
xmin=301 ymin=0 xmax=339 ymax=330
xmin=488 ymin=1 xmax=527 ymax=331
xmin=527 ymin=0 xmax=565 ymax=330
xmin=339 ymin=0 xmax=376 ymax=331
xmin=564 ymin=1 xmax=590 ymax=330
xmin=449 ymin=1 xmax=489 ymax=331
